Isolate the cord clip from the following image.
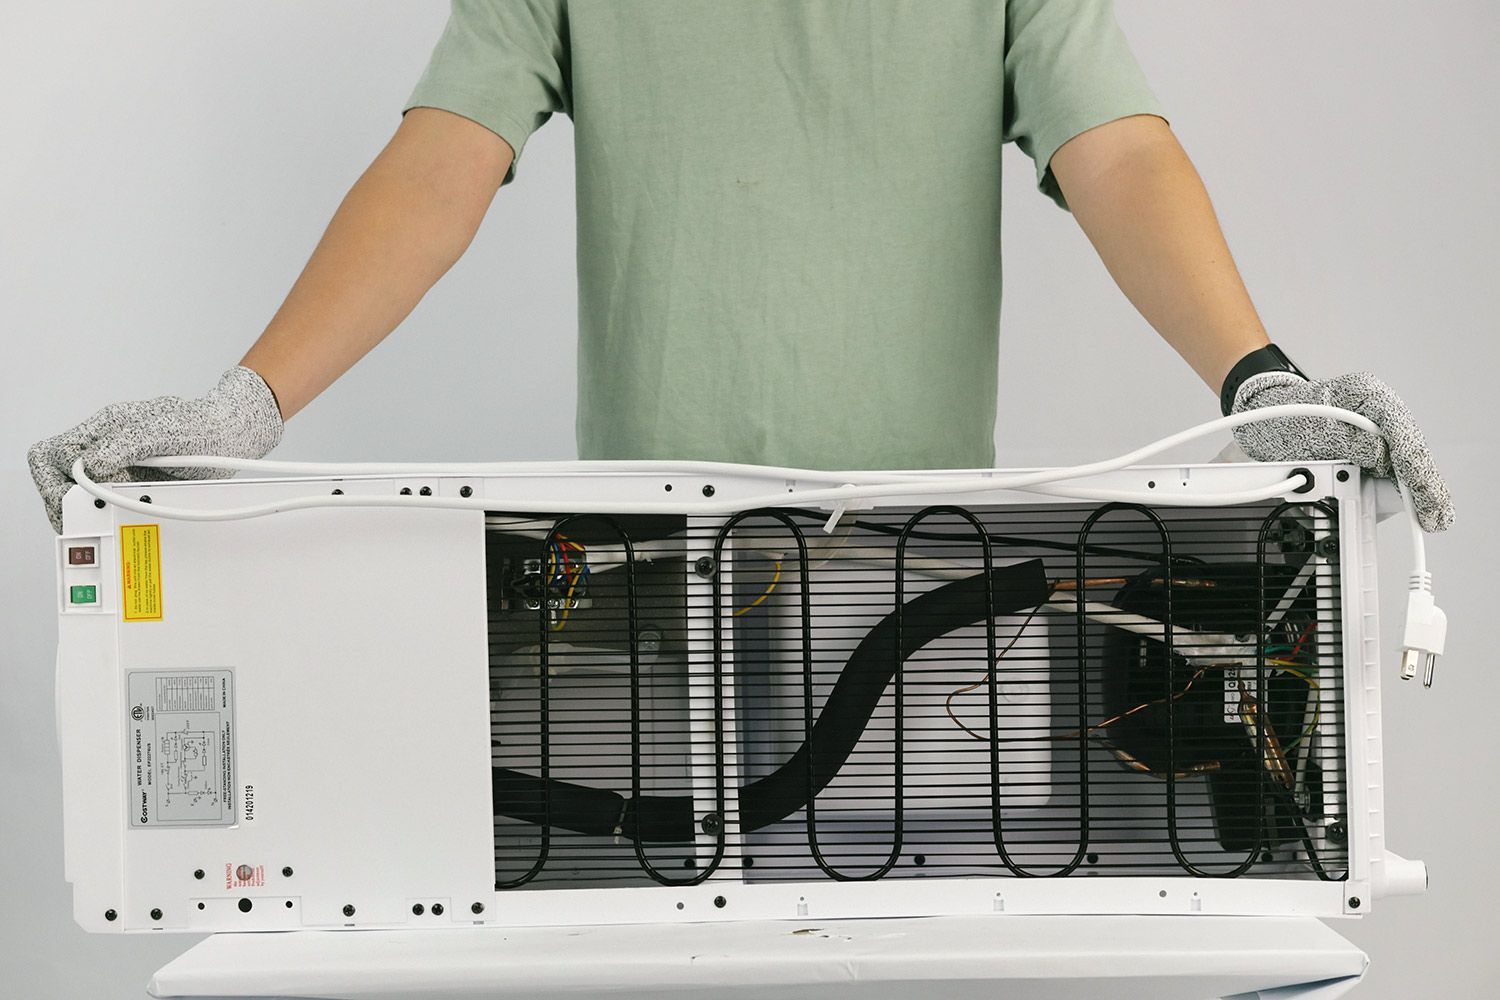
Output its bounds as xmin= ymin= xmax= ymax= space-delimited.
xmin=820 ymin=487 xmax=872 ymax=533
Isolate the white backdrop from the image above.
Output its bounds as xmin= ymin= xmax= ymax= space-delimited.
xmin=2 ymin=2 xmax=1496 ymax=997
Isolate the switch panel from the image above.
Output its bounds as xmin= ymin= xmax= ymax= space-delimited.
xmin=59 ymin=535 xmax=108 ymax=614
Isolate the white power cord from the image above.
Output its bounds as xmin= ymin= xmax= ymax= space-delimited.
xmin=1396 ymin=482 xmax=1445 ymax=687
xmin=68 ymin=402 xmax=1441 ymax=685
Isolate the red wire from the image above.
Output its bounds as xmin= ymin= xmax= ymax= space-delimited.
xmin=1290 ymin=622 xmax=1316 ymax=659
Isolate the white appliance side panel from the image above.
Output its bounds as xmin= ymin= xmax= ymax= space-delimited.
xmin=99 ymin=507 xmax=492 ymax=931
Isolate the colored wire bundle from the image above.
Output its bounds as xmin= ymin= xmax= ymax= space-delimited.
xmin=547 ymin=535 xmax=589 ymax=631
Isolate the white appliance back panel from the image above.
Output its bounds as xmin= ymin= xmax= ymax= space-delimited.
xmin=53 ymin=461 xmax=1385 ymax=931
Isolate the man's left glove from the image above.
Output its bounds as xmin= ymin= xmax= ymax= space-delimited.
xmin=1231 ymin=370 xmax=1454 ymax=532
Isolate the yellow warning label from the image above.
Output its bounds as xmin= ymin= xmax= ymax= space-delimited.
xmin=120 ymin=524 xmax=164 ymax=622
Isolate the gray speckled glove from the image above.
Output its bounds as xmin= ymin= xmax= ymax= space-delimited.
xmin=1232 ymin=371 xmax=1454 ymax=532
xmin=27 ymin=366 xmax=283 ymax=532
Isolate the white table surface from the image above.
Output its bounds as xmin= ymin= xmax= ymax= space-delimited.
xmin=147 ymin=914 xmax=1368 ymax=1000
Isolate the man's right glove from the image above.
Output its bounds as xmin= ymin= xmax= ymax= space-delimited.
xmin=1231 ymin=370 xmax=1454 ymax=532
xmin=27 ymin=366 xmax=284 ymax=533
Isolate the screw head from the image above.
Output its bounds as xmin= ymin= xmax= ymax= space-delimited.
xmin=1270 ymin=516 xmax=1315 ymax=557
xmin=700 ymin=813 xmax=722 ymax=835
xmin=332 ymin=488 xmax=343 ymax=495
xmin=1336 ymin=469 xmax=1351 ymax=482
xmin=419 ymin=486 xmax=432 ymax=496
xmin=281 ymin=866 xmax=293 ymax=878
xmin=913 ymin=854 xmax=926 ymax=867
xmin=459 ymin=485 xmax=473 ymax=498
xmin=713 ymin=895 xmax=727 ymax=909
xmin=702 ymin=485 xmax=715 ymax=497
xmin=193 ymin=869 xmax=205 ymax=880
xmin=431 ymin=903 xmax=445 ymax=916
xmin=471 ymin=902 xmax=485 ymax=915
xmin=150 ymin=908 xmax=163 ymax=921
xmin=342 ymin=904 xmax=355 ymax=918
xmin=238 ymin=898 xmax=253 ymax=913
xmin=94 ymin=498 xmax=106 ymax=509
xmin=412 ymin=903 xmax=425 ymax=916
xmin=694 ymin=556 xmax=716 ymax=578
xmin=1348 ymin=896 xmax=1361 ymax=909
xmin=104 ymin=909 xmax=117 ymax=922
xmin=399 ymin=487 xmax=412 ymax=496
xmin=139 ymin=495 xmax=152 ymax=504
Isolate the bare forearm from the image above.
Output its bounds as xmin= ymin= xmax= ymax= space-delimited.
xmin=1050 ymin=115 xmax=1267 ymax=391
xmin=240 ymin=108 xmax=512 ymax=418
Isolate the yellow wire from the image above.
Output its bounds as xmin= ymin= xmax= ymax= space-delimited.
xmin=1274 ymin=665 xmax=1321 ymax=749
xmin=554 ymin=543 xmax=779 ymax=631
xmin=734 ymin=561 xmax=782 ymax=617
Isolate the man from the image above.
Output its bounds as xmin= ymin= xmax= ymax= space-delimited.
xmin=28 ymin=1 xmax=1453 ymax=532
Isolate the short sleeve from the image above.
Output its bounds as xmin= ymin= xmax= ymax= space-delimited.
xmin=1002 ymin=0 xmax=1164 ymax=209
xmin=405 ymin=0 xmax=571 ymax=184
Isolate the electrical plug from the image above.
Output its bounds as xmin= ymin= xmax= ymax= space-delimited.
xmin=1400 ymin=579 xmax=1447 ymax=688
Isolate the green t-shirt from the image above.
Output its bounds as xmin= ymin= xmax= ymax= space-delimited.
xmin=407 ymin=0 xmax=1160 ymax=470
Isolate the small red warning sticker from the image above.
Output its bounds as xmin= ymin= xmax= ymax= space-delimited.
xmin=226 ymin=863 xmax=265 ymax=890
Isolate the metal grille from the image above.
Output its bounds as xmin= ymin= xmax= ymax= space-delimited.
xmin=486 ymin=500 xmax=1348 ymax=890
